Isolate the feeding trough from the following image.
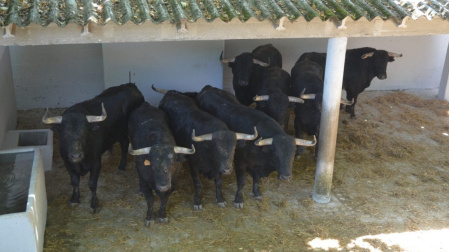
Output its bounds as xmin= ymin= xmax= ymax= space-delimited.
xmin=0 ymin=148 xmax=47 ymax=252
xmin=1 ymin=129 xmax=53 ymax=171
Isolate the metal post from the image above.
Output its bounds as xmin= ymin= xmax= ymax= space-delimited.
xmin=438 ymin=42 xmax=449 ymax=102
xmin=312 ymin=37 xmax=348 ymax=203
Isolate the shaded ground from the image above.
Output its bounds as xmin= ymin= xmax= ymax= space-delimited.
xmin=16 ymin=90 xmax=449 ymax=251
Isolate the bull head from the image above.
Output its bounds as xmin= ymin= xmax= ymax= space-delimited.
xmin=255 ymin=135 xmax=317 ymax=147
xmin=128 ymin=144 xmax=196 ymax=156
xmin=192 ymin=127 xmax=258 ymax=142
xmin=42 ymin=103 xmax=107 ymax=124
xmin=253 ymin=95 xmax=304 ymax=104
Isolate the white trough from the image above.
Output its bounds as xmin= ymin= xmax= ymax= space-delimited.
xmin=1 ymin=129 xmax=53 ymax=171
xmin=0 ymin=148 xmax=47 ymax=252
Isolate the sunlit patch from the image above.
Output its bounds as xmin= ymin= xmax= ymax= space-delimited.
xmin=443 ymin=132 xmax=448 ymax=136
xmin=347 ymin=229 xmax=449 ymax=251
xmin=308 ymin=237 xmax=340 ymax=250
xmin=420 ymin=126 xmax=425 ymax=129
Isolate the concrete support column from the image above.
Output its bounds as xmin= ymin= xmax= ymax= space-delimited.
xmin=312 ymin=37 xmax=348 ymax=203
xmin=438 ymin=42 xmax=449 ymax=102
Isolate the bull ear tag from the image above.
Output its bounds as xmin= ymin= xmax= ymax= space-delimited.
xmin=144 ymin=160 xmax=151 ymax=166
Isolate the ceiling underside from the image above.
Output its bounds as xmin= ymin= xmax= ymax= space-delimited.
xmin=1 ymin=0 xmax=449 ymax=45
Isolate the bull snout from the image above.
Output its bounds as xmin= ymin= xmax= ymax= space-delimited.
xmin=278 ymin=174 xmax=292 ymax=182
xmin=220 ymin=167 xmax=232 ymax=176
xmin=69 ymin=152 xmax=84 ymax=163
xmin=377 ymin=74 xmax=387 ymax=80
xmin=157 ymin=184 xmax=171 ymax=192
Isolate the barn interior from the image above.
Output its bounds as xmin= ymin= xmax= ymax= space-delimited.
xmin=1 ymin=0 xmax=449 ymax=251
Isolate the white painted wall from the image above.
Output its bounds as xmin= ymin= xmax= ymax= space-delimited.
xmin=0 ymin=47 xmax=17 ymax=145
xmin=223 ymin=35 xmax=449 ymax=94
xmin=10 ymin=44 xmax=104 ymax=110
xmin=8 ymin=35 xmax=449 ymax=111
xmin=102 ymin=41 xmax=224 ymax=107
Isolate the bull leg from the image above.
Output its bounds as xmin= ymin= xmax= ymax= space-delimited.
xmin=88 ymin=161 xmax=101 ymax=213
xmin=117 ymin=136 xmax=129 ymax=172
xmin=346 ymin=93 xmax=357 ymax=118
xmin=251 ymin=172 xmax=262 ymax=200
xmin=190 ymin=163 xmax=203 ymax=211
xmin=294 ymin=110 xmax=305 ymax=158
xmin=215 ymin=173 xmax=227 ymax=208
xmin=68 ymin=171 xmax=81 ymax=205
xmin=156 ymin=190 xmax=171 ymax=222
xmin=141 ymin=186 xmax=155 ymax=226
xmin=233 ymin=163 xmax=246 ymax=209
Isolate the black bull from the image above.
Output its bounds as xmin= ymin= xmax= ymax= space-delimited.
xmin=127 ymin=102 xmax=195 ymax=225
xmin=153 ymin=87 xmax=257 ymax=211
xmin=42 ymin=83 xmax=144 ymax=213
xmin=297 ymin=47 xmax=402 ymax=117
xmin=221 ymin=44 xmax=283 ymax=106
xmin=195 ymin=85 xmax=316 ymax=208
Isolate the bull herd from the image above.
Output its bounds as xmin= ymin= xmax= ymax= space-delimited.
xmin=42 ymin=44 xmax=402 ymax=226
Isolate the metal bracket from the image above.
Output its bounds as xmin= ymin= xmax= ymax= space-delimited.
xmin=81 ymin=23 xmax=92 ymax=37
xmin=398 ymin=16 xmax=409 ymax=28
xmin=3 ymin=23 xmax=15 ymax=38
xmin=276 ymin=17 xmax=287 ymax=31
xmin=177 ymin=19 xmax=188 ymax=33
xmin=337 ymin=17 xmax=349 ymax=30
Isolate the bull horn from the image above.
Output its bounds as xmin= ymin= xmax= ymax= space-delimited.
xmin=300 ymin=88 xmax=316 ymax=100
xmin=340 ymin=98 xmax=354 ymax=106
xmin=388 ymin=52 xmax=402 ymax=57
xmin=236 ymin=127 xmax=258 ymax=140
xmin=128 ymin=144 xmax=151 ymax=156
xmin=42 ymin=108 xmax=63 ymax=124
xmin=253 ymin=95 xmax=269 ymax=101
xmin=152 ymin=85 xmax=169 ymax=94
xmin=174 ymin=144 xmax=196 ymax=155
xmin=254 ymin=137 xmax=273 ymax=146
xmin=220 ymin=51 xmax=235 ymax=64
xmin=253 ymin=58 xmax=269 ymax=67
xmin=288 ymin=96 xmax=305 ymax=103
xmin=86 ymin=103 xmax=107 ymax=123
xmin=295 ymin=135 xmax=317 ymax=146
xmin=192 ymin=129 xmax=213 ymax=142
xmin=361 ymin=52 xmax=374 ymax=59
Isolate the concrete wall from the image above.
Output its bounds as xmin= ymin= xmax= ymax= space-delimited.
xmin=0 ymin=47 xmax=17 ymax=145
xmin=10 ymin=44 xmax=104 ymax=110
xmin=102 ymin=41 xmax=224 ymax=107
xmin=223 ymin=35 xmax=449 ymax=93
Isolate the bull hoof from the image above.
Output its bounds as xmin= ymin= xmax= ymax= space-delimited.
xmin=254 ymin=196 xmax=263 ymax=200
xmin=90 ymin=207 xmax=101 ymax=214
xmin=69 ymin=202 xmax=79 ymax=207
xmin=233 ymin=202 xmax=244 ymax=209
xmin=157 ymin=217 xmax=168 ymax=223
xmin=145 ymin=219 xmax=155 ymax=226
xmin=217 ymin=202 xmax=227 ymax=208
xmin=193 ymin=204 xmax=203 ymax=211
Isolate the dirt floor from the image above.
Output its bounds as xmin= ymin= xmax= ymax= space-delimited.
xmin=16 ymin=90 xmax=449 ymax=251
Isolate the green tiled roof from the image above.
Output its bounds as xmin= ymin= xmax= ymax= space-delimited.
xmin=0 ymin=0 xmax=447 ymax=28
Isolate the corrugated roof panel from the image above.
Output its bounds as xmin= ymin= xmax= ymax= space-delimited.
xmin=1 ymin=0 xmax=449 ymax=28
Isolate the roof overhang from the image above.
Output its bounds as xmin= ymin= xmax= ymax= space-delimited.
xmin=2 ymin=16 xmax=448 ymax=46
